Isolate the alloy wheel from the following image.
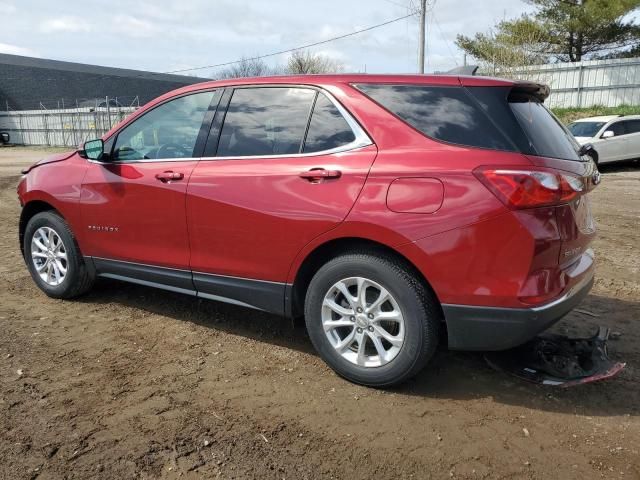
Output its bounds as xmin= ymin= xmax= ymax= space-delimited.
xmin=321 ymin=277 xmax=405 ymax=367
xmin=31 ymin=226 xmax=68 ymax=286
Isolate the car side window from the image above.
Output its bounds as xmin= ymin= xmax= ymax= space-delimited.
xmin=216 ymin=87 xmax=316 ymax=157
xmin=625 ymin=119 xmax=640 ymax=134
xmin=354 ymin=83 xmax=516 ymax=152
xmin=112 ymin=91 xmax=215 ymax=161
xmin=607 ymin=121 xmax=627 ymax=137
xmin=303 ymin=93 xmax=356 ymax=153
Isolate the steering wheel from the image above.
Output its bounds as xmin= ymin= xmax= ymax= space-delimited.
xmin=155 ymin=143 xmax=190 ymax=159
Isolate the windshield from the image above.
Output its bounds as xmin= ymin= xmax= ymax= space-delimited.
xmin=509 ymin=95 xmax=581 ymax=161
xmin=567 ymin=121 xmax=606 ymax=138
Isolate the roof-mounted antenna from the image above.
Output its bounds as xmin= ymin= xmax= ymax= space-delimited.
xmin=444 ymin=65 xmax=479 ymax=76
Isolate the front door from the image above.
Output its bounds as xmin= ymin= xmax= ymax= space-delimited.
xmin=596 ymin=120 xmax=628 ymax=162
xmin=186 ymin=86 xmax=376 ymax=313
xmin=80 ymin=90 xmax=217 ymax=275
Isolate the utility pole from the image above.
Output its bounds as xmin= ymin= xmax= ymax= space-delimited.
xmin=418 ymin=0 xmax=427 ymax=73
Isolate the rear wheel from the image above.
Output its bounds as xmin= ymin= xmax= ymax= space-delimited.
xmin=24 ymin=211 xmax=94 ymax=298
xmin=304 ymin=253 xmax=440 ymax=387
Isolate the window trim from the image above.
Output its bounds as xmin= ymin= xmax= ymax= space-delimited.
xmin=202 ymin=84 xmax=372 ymax=161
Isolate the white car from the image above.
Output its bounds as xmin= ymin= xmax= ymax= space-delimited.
xmin=567 ymin=115 xmax=640 ymax=165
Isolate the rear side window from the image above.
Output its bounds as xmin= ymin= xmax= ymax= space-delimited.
xmin=508 ymin=95 xmax=580 ymax=161
xmin=354 ymin=84 xmax=515 ymax=152
xmin=217 ymin=87 xmax=315 ymax=157
xmin=303 ymin=93 xmax=355 ymax=153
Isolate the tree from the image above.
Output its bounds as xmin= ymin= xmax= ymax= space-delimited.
xmin=456 ymin=22 xmax=548 ymax=76
xmin=457 ymin=0 xmax=640 ymax=65
xmin=286 ymin=50 xmax=343 ymax=74
xmin=215 ymin=56 xmax=276 ymax=79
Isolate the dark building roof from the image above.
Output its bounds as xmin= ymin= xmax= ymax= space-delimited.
xmin=0 ymin=53 xmax=208 ymax=110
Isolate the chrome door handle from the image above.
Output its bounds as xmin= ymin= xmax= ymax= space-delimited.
xmin=155 ymin=171 xmax=184 ymax=182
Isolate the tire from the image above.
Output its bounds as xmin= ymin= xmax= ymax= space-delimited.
xmin=23 ymin=211 xmax=95 ymax=299
xmin=304 ymin=253 xmax=440 ymax=387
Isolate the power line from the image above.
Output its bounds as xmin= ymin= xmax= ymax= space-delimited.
xmin=380 ymin=0 xmax=418 ymax=11
xmin=163 ymin=12 xmax=419 ymax=74
xmin=432 ymin=8 xmax=459 ymax=67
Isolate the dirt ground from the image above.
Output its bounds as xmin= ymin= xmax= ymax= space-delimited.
xmin=1 ymin=146 xmax=639 ymax=480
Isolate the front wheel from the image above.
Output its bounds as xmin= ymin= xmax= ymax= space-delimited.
xmin=304 ymin=253 xmax=440 ymax=387
xmin=23 ymin=211 xmax=95 ymax=299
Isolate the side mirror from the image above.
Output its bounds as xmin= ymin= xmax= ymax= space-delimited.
xmin=602 ymin=130 xmax=615 ymax=139
xmin=79 ymin=138 xmax=104 ymax=160
xmin=578 ymin=143 xmax=596 ymax=159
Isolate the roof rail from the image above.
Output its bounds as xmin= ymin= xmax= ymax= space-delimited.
xmin=444 ymin=65 xmax=479 ymax=76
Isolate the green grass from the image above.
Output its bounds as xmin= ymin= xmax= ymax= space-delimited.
xmin=552 ymin=105 xmax=640 ymax=125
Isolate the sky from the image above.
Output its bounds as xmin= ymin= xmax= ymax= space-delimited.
xmin=0 ymin=0 xmax=535 ymax=78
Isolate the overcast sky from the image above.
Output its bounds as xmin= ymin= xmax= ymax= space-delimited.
xmin=0 ymin=0 xmax=535 ymax=77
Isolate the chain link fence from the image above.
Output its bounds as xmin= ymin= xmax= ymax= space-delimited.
xmin=0 ymin=96 xmax=139 ymax=147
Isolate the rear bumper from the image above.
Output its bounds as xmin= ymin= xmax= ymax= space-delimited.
xmin=443 ymin=269 xmax=594 ymax=351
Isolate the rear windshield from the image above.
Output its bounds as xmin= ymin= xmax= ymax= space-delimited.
xmin=508 ymin=93 xmax=581 ymax=161
xmin=354 ymin=83 xmax=582 ymax=161
xmin=567 ymin=121 xmax=606 ymax=138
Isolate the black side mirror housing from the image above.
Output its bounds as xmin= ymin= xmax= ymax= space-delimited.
xmin=578 ymin=143 xmax=596 ymax=157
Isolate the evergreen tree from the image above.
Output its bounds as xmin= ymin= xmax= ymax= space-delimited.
xmin=457 ymin=0 xmax=640 ymax=65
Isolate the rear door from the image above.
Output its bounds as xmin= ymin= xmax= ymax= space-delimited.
xmin=186 ymin=86 xmax=376 ymax=313
xmin=620 ymin=119 xmax=640 ymax=160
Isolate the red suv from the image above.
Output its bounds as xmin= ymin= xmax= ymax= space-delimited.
xmin=18 ymin=74 xmax=599 ymax=387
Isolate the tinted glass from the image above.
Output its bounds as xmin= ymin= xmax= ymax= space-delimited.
xmin=466 ymin=86 xmax=535 ymax=154
xmin=113 ymin=91 xmax=215 ymax=161
xmin=509 ymin=96 xmax=581 ymax=161
xmin=354 ymin=84 xmax=515 ymax=151
xmin=567 ymin=121 xmax=606 ymax=138
xmin=622 ymin=119 xmax=640 ymax=134
xmin=607 ymin=121 xmax=627 ymax=136
xmin=217 ymin=87 xmax=315 ymax=157
xmin=303 ymin=93 xmax=355 ymax=153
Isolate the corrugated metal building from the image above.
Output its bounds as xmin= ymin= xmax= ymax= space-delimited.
xmin=0 ymin=53 xmax=206 ymax=110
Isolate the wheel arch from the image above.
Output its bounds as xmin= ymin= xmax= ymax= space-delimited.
xmin=19 ymin=200 xmax=60 ymax=257
xmin=288 ymin=236 xmax=442 ymax=319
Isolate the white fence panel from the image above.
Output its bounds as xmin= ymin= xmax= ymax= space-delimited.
xmin=509 ymin=57 xmax=640 ymax=108
xmin=0 ymin=106 xmax=136 ymax=147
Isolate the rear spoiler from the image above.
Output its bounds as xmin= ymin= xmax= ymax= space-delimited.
xmin=444 ymin=65 xmax=550 ymax=101
xmin=511 ymin=81 xmax=550 ymax=101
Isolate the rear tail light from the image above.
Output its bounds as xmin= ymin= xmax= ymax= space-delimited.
xmin=473 ymin=167 xmax=585 ymax=209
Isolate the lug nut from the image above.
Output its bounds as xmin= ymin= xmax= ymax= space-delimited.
xmin=350 ymin=316 xmax=355 ymax=322
xmin=357 ymin=307 xmax=363 ymax=313
xmin=357 ymin=328 xmax=363 ymax=333
xmin=368 ymin=326 xmax=374 ymax=332
xmin=367 ymin=313 xmax=374 ymax=319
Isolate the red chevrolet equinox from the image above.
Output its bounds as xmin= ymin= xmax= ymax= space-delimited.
xmin=17 ymin=74 xmax=599 ymax=387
